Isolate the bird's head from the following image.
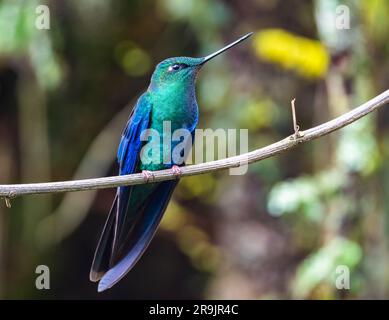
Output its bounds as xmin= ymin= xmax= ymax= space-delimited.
xmin=149 ymin=56 xmax=203 ymax=89
xmin=148 ymin=32 xmax=253 ymax=90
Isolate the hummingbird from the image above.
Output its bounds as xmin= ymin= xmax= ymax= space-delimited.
xmin=90 ymin=32 xmax=253 ymax=292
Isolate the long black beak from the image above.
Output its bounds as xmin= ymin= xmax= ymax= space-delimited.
xmin=200 ymin=32 xmax=253 ymax=64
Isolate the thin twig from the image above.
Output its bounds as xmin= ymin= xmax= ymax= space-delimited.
xmin=290 ymin=98 xmax=301 ymax=138
xmin=4 ymin=198 xmax=11 ymax=208
xmin=0 ymin=89 xmax=388 ymax=200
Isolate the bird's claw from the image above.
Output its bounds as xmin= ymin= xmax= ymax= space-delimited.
xmin=171 ymin=165 xmax=182 ymax=178
xmin=141 ymin=170 xmax=154 ymax=182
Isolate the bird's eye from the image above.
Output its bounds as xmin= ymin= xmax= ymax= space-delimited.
xmin=168 ymin=64 xmax=184 ymax=72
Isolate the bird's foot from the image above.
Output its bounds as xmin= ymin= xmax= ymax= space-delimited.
xmin=141 ymin=170 xmax=154 ymax=182
xmin=171 ymin=165 xmax=182 ymax=178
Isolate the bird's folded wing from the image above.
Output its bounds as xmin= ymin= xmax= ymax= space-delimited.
xmin=90 ymin=93 xmax=152 ymax=281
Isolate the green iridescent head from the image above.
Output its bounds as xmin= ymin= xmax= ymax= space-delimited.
xmin=149 ymin=32 xmax=253 ymax=90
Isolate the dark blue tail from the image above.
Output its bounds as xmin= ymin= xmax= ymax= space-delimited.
xmin=90 ymin=180 xmax=178 ymax=292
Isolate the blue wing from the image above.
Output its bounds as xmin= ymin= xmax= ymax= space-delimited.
xmin=117 ymin=93 xmax=151 ymax=175
xmin=90 ymin=93 xmax=152 ymax=281
xmin=114 ymin=93 xmax=153 ymax=254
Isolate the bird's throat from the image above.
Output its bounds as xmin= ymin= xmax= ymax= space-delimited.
xmin=150 ymin=81 xmax=198 ymax=132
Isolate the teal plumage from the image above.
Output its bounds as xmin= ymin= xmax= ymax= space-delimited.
xmin=90 ymin=33 xmax=253 ymax=292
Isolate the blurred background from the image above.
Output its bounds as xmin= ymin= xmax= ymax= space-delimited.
xmin=0 ymin=0 xmax=389 ymax=299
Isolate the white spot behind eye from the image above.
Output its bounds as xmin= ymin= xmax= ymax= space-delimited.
xmin=168 ymin=64 xmax=181 ymax=72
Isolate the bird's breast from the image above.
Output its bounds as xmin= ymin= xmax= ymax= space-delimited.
xmin=140 ymin=88 xmax=198 ymax=171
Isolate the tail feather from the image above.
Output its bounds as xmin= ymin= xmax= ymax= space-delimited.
xmin=89 ymin=194 xmax=118 ymax=282
xmin=91 ymin=180 xmax=178 ymax=292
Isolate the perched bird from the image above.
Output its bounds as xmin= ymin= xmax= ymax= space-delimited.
xmin=90 ymin=32 xmax=253 ymax=292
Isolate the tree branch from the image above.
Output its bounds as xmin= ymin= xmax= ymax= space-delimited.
xmin=1 ymin=89 xmax=388 ymax=201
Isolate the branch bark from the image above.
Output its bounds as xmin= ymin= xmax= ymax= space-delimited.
xmin=1 ymin=89 xmax=388 ymax=200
